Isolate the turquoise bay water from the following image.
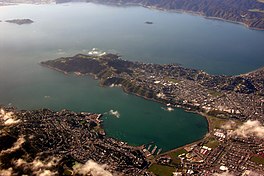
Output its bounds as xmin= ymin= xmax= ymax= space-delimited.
xmin=0 ymin=3 xmax=263 ymax=151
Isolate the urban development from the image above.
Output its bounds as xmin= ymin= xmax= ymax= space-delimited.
xmin=0 ymin=50 xmax=263 ymax=176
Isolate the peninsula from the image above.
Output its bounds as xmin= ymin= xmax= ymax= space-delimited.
xmin=40 ymin=51 xmax=264 ymax=175
xmin=1 ymin=50 xmax=263 ymax=175
xmin=41 ymin=52 xmax=264 ymax=123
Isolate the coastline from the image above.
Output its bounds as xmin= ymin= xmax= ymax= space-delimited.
xmin=39 ymin=53 xmax=264 ymax=174
xmin=143 ymin=5 xmax=264 ymax=31
xmin=119 ymin=86 xmax=212 ymax=155
xmin=41 ymin=62 xmax=211 ymax=155
xmin=1 ymin=2 xmax=264 ymax=31
xmin=85 ymin=1 xmax=264 ymax=31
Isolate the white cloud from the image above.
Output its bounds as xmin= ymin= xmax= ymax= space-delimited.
xmin=0 ymin=136 xmax=25 ymax=156
xmin=242 ymin=170 xmax=263 ymax=176
xmin=221 ymin=121 xmax=236 ymax=130
xmin=14 ymin=158 xmax=27 ymax=167
xmin=0 ymin=110 xmax=20 ymax=126
xmin=13 ymin=156 xmax=58 ymax=176
xmin=32 ymin=157 xmax=58 ymax=170
xmin=3 ymin=112 xmax=14 ymax=120
xmin=32 ymin=159 xmax=45 ymax=169
xmin=0 ymin=168 xmax=13 ymax=176
xmin=156 ymin=92 xmax=165 ymax=98
xmin=0 ymin=109 xmax=5 ymax=115
xmin=73 ymin=160 xmax=112 ymax=176
xmin=56 ymin=49 xmax=66 ymax=55
xmin=38 ymin=169 xmax=56 ymax=176
xmin=109 ymin=110 xmax=120 ymax=118
xmin=213 ymin=171 xmax=234 ymax=176
xmin=4 ymin=118 xmax=21 ymax=125
xmin=161 ymin=107 xmax=174 ymax=112
xmin=231 ymin=120 xmax=264 ymax=138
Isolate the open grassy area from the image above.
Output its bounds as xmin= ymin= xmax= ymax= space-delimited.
xmin=63 ymin=169 xmax=73 ymax=175
xmin=168 ymin=148 xmax=187 ymax=158
xmin=208 ymin=90 xmax=222 ymax=97
xmin=148 ymin=164 xmax=175 ymax=176
xmin=206 ymin=115 xmax=229 ymax=129
xmin=204 ymin=138 xmax=219 ymax=149
xmin=251 ymin=156 xmax=264 ymax=165
xmin=205 ymin=114 xmax=242 ymax=130
xmin=167 ymin=148 xmax=187 ymax=165
xmin=164 ymin=78 xmax=180 ymax=84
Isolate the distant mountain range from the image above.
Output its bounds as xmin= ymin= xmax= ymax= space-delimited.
xmin=2 ymin=0 xmax=264 ymax=30
xmin=56 ymin=0 xmax=264 ymax=30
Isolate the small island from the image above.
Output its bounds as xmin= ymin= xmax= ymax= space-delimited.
xmin=5 ymin=19 xmax=34 ymax=25
xmin=145 ymin=21 xmax=153 ymax=24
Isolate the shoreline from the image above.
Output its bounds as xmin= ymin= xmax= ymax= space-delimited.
xmin=119 ymin=86 xmax=212 ymax=155
xmin=83 ymin=1 xmax=264 ymax=31
xmin=41 ymin=62 xmax=211 ymax=154
xmin=143 ymin=5 xmax=264 ymax=31
xmin=1 ymin=2 xmax=264 ymax=31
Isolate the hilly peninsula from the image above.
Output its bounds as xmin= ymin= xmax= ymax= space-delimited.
xmin=41 ymin=53 xmax=264 ymax=123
